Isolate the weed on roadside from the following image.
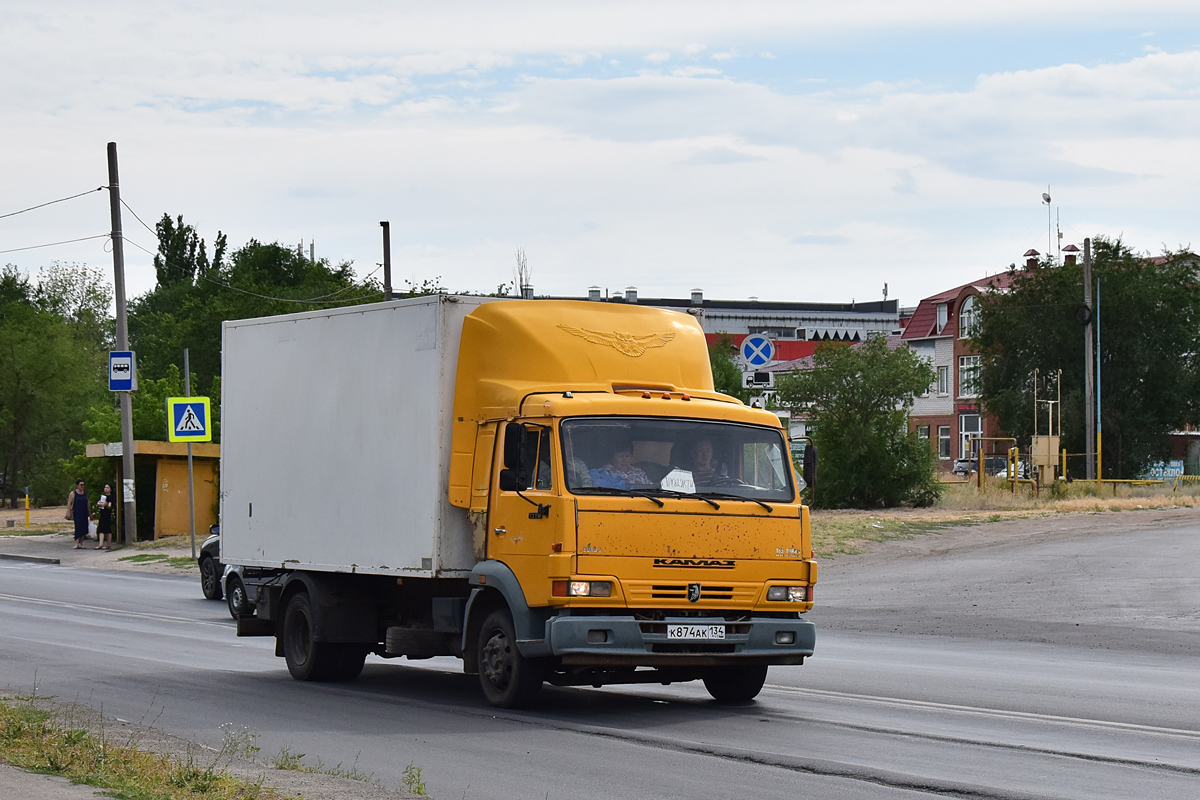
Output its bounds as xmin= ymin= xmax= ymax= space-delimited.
xmin=0 ymin=696 xmax=295 ymax=799
xmin=402 ymin=762 xmax=428 ymax=795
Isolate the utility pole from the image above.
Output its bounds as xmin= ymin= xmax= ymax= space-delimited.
xmin=1083 ymin=238 xmax=1095 ymax=480
xmin=380 ymin=221 xmax=393 ymax=300
xmin=1095 ymin=278 xmax=1103 ymax=486
xmin=107 ymin=142 xmax=137 ymax=546
xmin=184 ymin=348 xmax=197 ymax=559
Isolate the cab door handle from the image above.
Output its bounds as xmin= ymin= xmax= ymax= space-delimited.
xmin=493 ymin=527 xmax=506 ymax=536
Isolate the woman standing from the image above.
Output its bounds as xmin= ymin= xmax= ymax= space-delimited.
xmin=66 ymin=480 xmax=91 ymax=549
xmin=95 ymin=484 xmax=114 ymax=549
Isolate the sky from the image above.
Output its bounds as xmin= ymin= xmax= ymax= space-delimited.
xmin=2 ymin=1 xmax=1199 ymax=309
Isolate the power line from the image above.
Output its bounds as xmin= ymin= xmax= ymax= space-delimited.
xmin=117 ymin=195 xmax=387 ymax=306
xmin=0 ymin=187 xmax=105 ymax=221
xmin=122 ymin=235 xmax=384 ymax=306
xmin=0 ymin=233 xmax=111 ymax=255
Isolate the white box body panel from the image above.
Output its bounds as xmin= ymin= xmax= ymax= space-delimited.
xmin=220 ymin=296 xmax=494 ymax=577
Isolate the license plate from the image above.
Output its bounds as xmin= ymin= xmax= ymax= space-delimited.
xmin=667 ymin=624 xmax=725 ymax=640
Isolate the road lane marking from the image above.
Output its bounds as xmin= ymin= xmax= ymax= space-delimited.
xmin=764 ymin=684 xmax=1200 ymax=740
xmin=0 ymin=592 xmax=229 ymax=629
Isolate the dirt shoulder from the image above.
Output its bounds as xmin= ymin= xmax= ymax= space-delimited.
xmin=812 ymin=504 xmax=1200 ymax=566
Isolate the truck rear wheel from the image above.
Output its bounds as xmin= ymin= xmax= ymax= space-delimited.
xmin=282 ymin=592 xmax=364 ymax=682
xmin=477 ymin=609 xmax=544 ymax=708
xmin=702 ymin=665 xmax=768 ymax=703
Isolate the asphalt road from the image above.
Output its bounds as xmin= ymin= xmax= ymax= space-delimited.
xmin=2 ymin=512 xmax=1198 ymax=799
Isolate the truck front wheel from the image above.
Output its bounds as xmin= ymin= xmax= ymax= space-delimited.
xmin=477 ymin=609 xmax=544 ymax=708
xmin=702 ymin=665 xmax=768 ymax=703
xmin=282 ymin=592 xmax=365 ymax=682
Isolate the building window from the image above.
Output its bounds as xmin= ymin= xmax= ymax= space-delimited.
xmin=936 ymin=303 xmax=949 ymax=333
xmin=959 ymin=355 xmax=981 ymax=398
xmin=938 ymin=425 xmax=951 ymax=459
xmin=937 ymin=365 xmax=950 ymax=395
xmin=754 ymin=326 xmax=796 ymax=340
xmin=959 ymin=295 xmax=979 ymax=339
xmin=917 ymin=425 xmax=930 ymax=440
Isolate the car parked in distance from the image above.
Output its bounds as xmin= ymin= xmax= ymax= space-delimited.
xmin=198 ymin=523 xmax=257 ymax=619
xmin=199 ymin=524 xmax=222 ymax=600
xmin=222 ymin=564 xmax=256 ymax=620
xmin=953 ymin=455 xmax=1013 ymax=476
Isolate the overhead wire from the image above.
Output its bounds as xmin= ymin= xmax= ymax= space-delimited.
xmin=118 ymin=195 xmax=387 ymax=305
xmin=0 ymin=234 xmax=111 ymax=255
xmin=0 ymin=187 xmax=105 ymax=221
xmin=121 ymin=234 xmax=384 ymax=306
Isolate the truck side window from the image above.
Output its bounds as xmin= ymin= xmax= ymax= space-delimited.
xmin=506 ymin=424 xmax=552 ymax=492
xmin=534 ymin=428 xmax=552 ymax=491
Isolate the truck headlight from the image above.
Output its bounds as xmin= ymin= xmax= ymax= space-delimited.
xmin=767 ymin=585 xmax=807 ymax=602
xmin=568 ymin=581 xmax=612 ymax=597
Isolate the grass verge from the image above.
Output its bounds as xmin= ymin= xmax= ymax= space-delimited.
xmin=116 ymin=552 xmax=195 ymax=569
xmin=0 ymin=694 xmax=296 ymax=800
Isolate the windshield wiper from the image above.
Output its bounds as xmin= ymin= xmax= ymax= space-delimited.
xmin=646 ymin=489 xmax=720 ymax=509
xmin=572 ymin=487 xmax=665 ymax=507
xmin=696 ymin=492 xmax=774 ymax=512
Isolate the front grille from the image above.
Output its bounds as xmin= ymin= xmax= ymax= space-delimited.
xmin=651 ymin=584 xmax=734 ymax=600
xmin=626 ymin=581 xmax=759 ymax=607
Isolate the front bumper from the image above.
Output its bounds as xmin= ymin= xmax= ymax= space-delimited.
xmin=546 ymin=614 xmax=815 ymax=667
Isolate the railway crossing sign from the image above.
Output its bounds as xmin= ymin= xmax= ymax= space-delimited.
xmin=166 ymin=397 xmax=212 ymax=442
xmin=740 ymin=335 xmax=775 ymax=367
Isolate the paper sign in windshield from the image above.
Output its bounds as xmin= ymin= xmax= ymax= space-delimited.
xmin=660 ymin=468 xmax=696 ymax=494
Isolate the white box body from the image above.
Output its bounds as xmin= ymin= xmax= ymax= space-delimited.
xmin=220 ymin=296 xmax=494 ymax=577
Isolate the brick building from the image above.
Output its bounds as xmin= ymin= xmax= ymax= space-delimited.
xmin=902 ymin=272 xmax=1017 ymax=470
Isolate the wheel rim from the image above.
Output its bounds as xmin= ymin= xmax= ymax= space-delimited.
xmin=201 ymin=561 xmax=217 ymax=593
xmin=231 ymin=586 xmax=245 ymax=613
xmin=480 ymin=628 xmax=513 ymax=691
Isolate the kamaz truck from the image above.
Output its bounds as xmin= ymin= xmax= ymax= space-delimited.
xmin=220 ymin=295 xmax=817 ymax=707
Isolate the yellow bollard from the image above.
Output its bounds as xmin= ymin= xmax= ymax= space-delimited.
xmin=24 ymin=491 xmax=30 ymax=528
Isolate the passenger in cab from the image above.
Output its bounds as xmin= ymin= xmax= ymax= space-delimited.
xmin=589 ymin=439 xmax=650 ymax=489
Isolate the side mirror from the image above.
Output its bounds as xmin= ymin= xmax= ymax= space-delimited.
xmin=503 ymin=422 xmax=526 ymax=470
xmin=802 ymin=443 xmax=817 ymax=496
xmin=498 ymin=469 xmax=519 ymax=492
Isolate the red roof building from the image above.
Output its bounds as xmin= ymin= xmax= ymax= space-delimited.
xmin=901 ymin=271 xmax=1018 ymax=471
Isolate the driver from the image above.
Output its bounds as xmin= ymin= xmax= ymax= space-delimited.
xmin=684 ymin=438 xmax=725 ymax=483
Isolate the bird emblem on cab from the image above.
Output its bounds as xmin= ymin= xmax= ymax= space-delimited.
xmin=558 ymin=325 xmax=676 ymax=357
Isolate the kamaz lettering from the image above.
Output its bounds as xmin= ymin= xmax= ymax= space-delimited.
xmin=653 ymin=558 xmax=736 ymax=569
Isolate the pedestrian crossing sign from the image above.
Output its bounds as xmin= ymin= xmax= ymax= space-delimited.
xmin=166 ymin=397 xmax=212 ymax=443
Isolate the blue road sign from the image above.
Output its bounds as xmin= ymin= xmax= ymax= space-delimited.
xmin=166 ymin=397 xmax=212 ymax=443
xmin=109 ymin=351 xmax=136 ymax=391
xmin=741 ymin=335 xmax=775 ymax=367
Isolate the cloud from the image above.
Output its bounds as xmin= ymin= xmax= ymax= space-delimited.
xmin=5 ymin=2 xmax=1200 ymax=307
xmin=670 ymin=67 xmax=723 ymax=78
xmin=791 ymin=233 xmax=851 ymax=245
xmin=684 ymin=146 xmax=766 ymax=164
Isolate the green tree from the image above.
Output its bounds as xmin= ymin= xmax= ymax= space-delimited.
xmin=0 ymin=264 xmax=111 ymax=505
xmin=709 ymin=334 xmax=750 ymax=402
xmin=774 ymin=336 xmax=939 ymax=508
xmin=975 ymin=237 xmax=1200 ymax=478
xmin=129 ymin=217 xmax=376 ymax=397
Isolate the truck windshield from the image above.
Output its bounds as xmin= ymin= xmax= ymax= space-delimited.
xmin=561 ymin=417 xmax=795 ymax=502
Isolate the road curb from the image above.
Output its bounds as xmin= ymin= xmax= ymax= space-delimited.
xmin=0 ymin=553 xmax=61 ymax=565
